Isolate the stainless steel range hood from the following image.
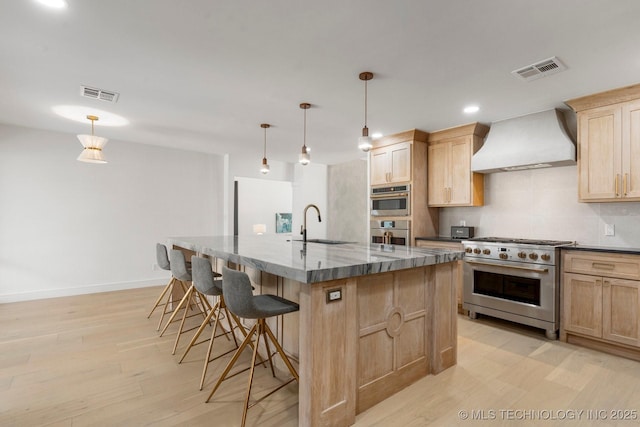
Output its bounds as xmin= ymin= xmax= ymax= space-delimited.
xmin=471 ymin=109 xmax=576 ymax=173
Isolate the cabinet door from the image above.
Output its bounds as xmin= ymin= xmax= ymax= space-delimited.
xmin=389 ymin=142 xmax=411 ymax=183
xmin=578 ymin=106 xmax=622 ymax=201
xmin=448 ymin=136 xmax=472 ymax=205
xmin=622 ymin=100 xmax=640 ymax=199
xmin=602 ymin=278 xmax=640 ymax=347
xmin=370 ymin=147 xmax=390 ymax=186
xmin=427 ymin=142 xmax=448 ymax=205
xmin=563 ymin=273 xmax=602 ymax=338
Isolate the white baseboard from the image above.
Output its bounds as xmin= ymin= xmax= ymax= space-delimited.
xmin=0 ymin=279 xmax=166 ymax=304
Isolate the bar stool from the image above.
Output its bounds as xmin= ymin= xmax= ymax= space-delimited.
xmin=179 ymin=256 xmax=242 ymax=390
xmin=146 ymin=243 xmax=189 ymax=331
xmin=159 ymin=249 xmax=211 ymax=354
xmin=206 ymin=266 xmax=299 ymax=427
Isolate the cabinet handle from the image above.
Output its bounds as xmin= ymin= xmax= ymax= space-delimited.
xmin=615 ymin=174 xmax=620 ymax=197
xmin=592 ymin=262 xmax=615 ymax=270
xmin=603 ymin=280 xmax=611 ymax=288
xmin=624 ymin=173 xmax=628 ymax=196
xmin=596 ymin=279 xmax=602 ymax=287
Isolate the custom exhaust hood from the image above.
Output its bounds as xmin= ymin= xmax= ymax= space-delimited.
xmin=471 ymin=109 xmax=576 ymax=173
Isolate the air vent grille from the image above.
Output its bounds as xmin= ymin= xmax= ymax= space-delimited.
xmin=512 ymin=57 xmax=567 ymax=82
xmin=80 ymin=85 xmax=120 ymax=103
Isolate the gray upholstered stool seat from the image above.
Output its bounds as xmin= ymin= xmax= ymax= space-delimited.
xmin=206 ymin=266 xmax=299 ymax=427
xmin=159 ymin=249 xmax=211 ymax=355
xmin=179 ymin=256 xmax=246 ymax=390
xmin=147 ymin=243 xmax=190 ymax=330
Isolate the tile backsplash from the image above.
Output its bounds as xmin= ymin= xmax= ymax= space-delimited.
xmin=439 ymin=165 xmax=640 ymax=247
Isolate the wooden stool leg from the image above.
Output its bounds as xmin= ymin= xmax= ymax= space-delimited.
xmin=159 ymin=282 xmax=191 ymax=336
xmin=241 ymin=320 xmax=263 ymax=427
xmin=199 ymin=303 xmax=223 ymax=390
xmin=179 ymin=300 xmax=220 ymax=364
xmin=147 ymin=277 xmax=175 ymax=318
xmin=206 ymin=323 xmax=257 ymax=403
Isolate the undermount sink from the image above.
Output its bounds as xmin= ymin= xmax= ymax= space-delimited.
xmin=292 ymin=239 xmax=352 ymax=245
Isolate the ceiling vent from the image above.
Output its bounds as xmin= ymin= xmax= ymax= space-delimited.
xmin=80 ymin=85 xmax=120 ymax=103
xmin=511 ymin=56 xmax=567 ymax=82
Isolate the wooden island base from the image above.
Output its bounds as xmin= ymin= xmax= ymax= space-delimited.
xmin=239 ymin=261 xmax=458 ymax=426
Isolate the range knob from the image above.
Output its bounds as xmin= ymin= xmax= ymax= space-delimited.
xmin=517 ymin=252 xmax=527 ymax=259
xmin=482 ymin=249 xmax=491 ymax=255
xmin=499 ymin=253 xmax=508 ymax=260
xmin=473 ymin=248 xmax=481 ymax=254
xmin=541 ymin=254 xmax=551 ymax=261
xmin=465 ymin=247 xmax=472 ymax=253
xmin=529 ymin=253 xmax=539 ymax=260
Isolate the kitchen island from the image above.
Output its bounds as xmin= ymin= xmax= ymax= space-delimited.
xmin=169 ymin=235 xmax=463 ymax=426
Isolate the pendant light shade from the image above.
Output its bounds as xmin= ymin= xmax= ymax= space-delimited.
xmin=299 ymin=103 xmax=311 ymax=165
xmin=77 ymin=115 xmax=108 ymax=163
xmin=260 ymin=123 xmax=271 ymax=174
xmin=358 ymin=71 xmax=374 ymax=152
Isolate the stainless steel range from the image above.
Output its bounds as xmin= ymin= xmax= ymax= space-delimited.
xmin=462 ymin=237 xmax=574 ymax=339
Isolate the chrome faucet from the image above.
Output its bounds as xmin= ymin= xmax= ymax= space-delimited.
xmin=301 ymin=204 xmax=321 ymax=242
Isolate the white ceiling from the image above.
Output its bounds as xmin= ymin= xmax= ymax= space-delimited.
xmin=3 ymin=0 xmax=640 ymax=165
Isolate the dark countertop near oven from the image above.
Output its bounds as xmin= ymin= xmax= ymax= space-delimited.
xmin=561 ymin=244 xmax=640 ymax=255
xmin=415 ymin=236 xmax=464 ymax=243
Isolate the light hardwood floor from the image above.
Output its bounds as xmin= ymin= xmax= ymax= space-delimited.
xmin=2 ymin=286 xmax=640 ymax=426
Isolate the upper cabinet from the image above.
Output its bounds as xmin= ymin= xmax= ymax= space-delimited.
xmin=427 ymin=123 xmax=489 ymax=207
xmin=566 ymin=84 xmax=640 ymax=202
xmin=370 ymin=141 xmax=412 ymax=186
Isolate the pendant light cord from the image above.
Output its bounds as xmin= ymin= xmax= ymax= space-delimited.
xmin=364 ymin=78 xmax=368 ymax=128
xmin=303 ymin=107 xmax=307 ymax=149
xmin=263 ymin=126 xmax=267 ymax=158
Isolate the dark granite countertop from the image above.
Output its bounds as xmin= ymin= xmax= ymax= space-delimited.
xmin=168 ymin=235 xmax=464 ymax=284
xmin=561 ymin=244 xmax=640 ymax=255
xmin=415 ymin=236 xmax=464 ymax=243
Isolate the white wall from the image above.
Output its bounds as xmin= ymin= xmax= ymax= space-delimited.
xmin=236 ymin=177 xmax=292 ymax=236
xmin=439 ymin=165 xmax=640 ymax=247
xmin=0 ymin=124 xmax=223 ymax=302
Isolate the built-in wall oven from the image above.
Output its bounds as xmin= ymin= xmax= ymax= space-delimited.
xmin=371 ymin=220 xmax=410 ymax=246
xmin=462 ymin=237 xmax=574 ymax=339
xmin=370 ymin=185 xmax=410 ymax=217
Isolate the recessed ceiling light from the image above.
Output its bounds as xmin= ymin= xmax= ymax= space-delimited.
xmin=463 ymin=105 xmax=480 ymax=114
xmin=35 ymin=0 xmax=68 ymax=9
xmin=371 ymin=132 xmax=383 ymax=139
xmin=52 ymin=105 xmax=129 ymax=127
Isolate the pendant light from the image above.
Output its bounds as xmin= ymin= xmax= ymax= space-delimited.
xmin=358 ymin=71 xmax=374 ymax=152
xmin=77 ymin=115 xmax=108 ymax=164
xmin=260 ymin=123 xmax=271 ymax=174
xmin=299 ymin=103 xmax=311 ymax=165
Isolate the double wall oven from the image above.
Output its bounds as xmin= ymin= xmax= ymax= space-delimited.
xmin=462 ymin=237 xmax=573 ymax=339
xmin=370 ymin=185 xmax=410 ymax=246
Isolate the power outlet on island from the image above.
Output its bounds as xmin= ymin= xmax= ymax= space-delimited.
xmin=326 ymin=288 xmax=342 ymax=303
xmin=604 ymin=223 xmax=615 ymax=236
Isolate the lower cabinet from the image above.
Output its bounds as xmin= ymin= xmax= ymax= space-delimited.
xmin=561 ymin=250 xmax=640 ymax=356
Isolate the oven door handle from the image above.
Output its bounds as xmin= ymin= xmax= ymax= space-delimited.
xmin=370 ymin=193 xmax=409 ymax=198
xmin=465 ymin=259 xmax=549 ymax=273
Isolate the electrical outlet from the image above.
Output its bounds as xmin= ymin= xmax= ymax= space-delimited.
xmin=460 ymin=220 xmax=466 ymax=226
xmin=604 ymin=223 xmax=615 ymax=236
xmin=326 ymin=289 xmax=342 ymax=303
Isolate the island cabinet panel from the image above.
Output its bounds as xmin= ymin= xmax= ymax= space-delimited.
xmin=356 ymin=269 xmax=429 ymax=414
xmin=431 ymin=262 xmax=457 ymax=372
xmin=299 ymin=278 xmax=358 ymax=427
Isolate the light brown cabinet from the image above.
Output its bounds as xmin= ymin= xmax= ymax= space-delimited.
xmin=427 ymin=123 xmax=488 ymax=207
xmin=370 ymin=141 xmax=412 ymax=185
xmin=561 ymin=250 xmax=640 ymax=355
xmin=370 ymin=130 xmax=438 ymax=243
xmin=566 ymin=85 xmax=640 ymax=202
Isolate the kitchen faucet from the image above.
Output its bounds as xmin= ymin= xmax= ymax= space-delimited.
xmin=301 ymin=204 xmax=321 ymax=242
